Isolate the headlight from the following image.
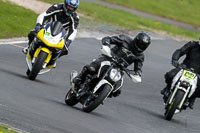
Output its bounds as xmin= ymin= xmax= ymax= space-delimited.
xmin=109 ymin=68 xmax=122 ymax=82
xmin=179 ymin=81 xmax=190 ymax=89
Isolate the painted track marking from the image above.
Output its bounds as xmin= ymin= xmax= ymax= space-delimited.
xmin=0 ymin=41 xmax=27 ymax=48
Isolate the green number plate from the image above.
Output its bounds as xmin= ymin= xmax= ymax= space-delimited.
xmin=182 ymin=70 xmax=196 ymax=80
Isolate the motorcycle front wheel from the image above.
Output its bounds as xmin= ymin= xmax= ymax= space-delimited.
xmin=65 ymin=88 xmax=78 ymax=106
xmin=82 ymin=84 xmax=111 ymax=113
xmin=164 ymin=90 xmax=185 ymax=120
xmin=28 ymin=51 xmax=48 ymax=80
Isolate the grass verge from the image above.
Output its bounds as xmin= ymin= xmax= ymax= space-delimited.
xmin=41 ymin=0 xmax=198 ymax=39
xmin=102 ymin=0 xmax=200 ymax=27
xmin=0 ymin=0 xmax=37 ymax=39
xmin=0 ymin=124 xmax=19 ymax=133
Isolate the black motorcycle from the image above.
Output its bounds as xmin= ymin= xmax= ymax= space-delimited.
xmin=65 ymin=45 xmax=141 ymax=113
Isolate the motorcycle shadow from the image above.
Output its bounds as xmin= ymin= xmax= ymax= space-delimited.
xmin=0 ymin=67 xmax=64 ymax=89
xmin=0 ymin=68 xmax=27 ymax=79
xmin=71 ymin=105 xmax=118 ymax=121
xmin=33 ymin=78 xmax=64 ymax=89
xmin=117 ymin=100 xmax=186 ymax=125
xmin=47 ymin=98 xmax=117 ymax=120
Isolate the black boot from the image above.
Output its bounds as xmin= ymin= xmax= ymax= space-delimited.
xmin=112 ymin=89 xmax=121 ymax=97
xmin=23 ymin=30 xmax=36 ymax=54
xmin=161 ymin=84 xmax=170 ymax=103
xmin=161 ymin=87 xmax=167 ymax=95
xmin=73 ymin=66 xmax=89 ymax=86
xmin=22 ymin=46 xmax=29 ymax=54
xmin=47 ymin=50 xmax=62 ymax=68
xmin=188 ymin=97 xmax=196 ymax=110
xmin=73 ymin=74 xmax=83 ymax=86
xmin=46 ymin=60 xmax=56 ymax=68
xmin=161 ymin=84 xmax=170 ymax=96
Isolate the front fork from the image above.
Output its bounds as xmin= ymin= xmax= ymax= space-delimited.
xmin=27 ymin=47 xmax=52 ymax=70
xmin=167 ymin=87 xmax=188 ymax=110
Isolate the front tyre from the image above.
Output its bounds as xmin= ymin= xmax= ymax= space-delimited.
xmin=28 ymin=51 xmax=48 ymax=80
xmin=82 ymin=84 xmax=111 ymax=113
xmin=26 ymin=69 xmax=30 ymax=76
xmin=164 ymin=90 xmax=185 ymax=120
xmin=65 ymin=89 xmax=78 ymax=106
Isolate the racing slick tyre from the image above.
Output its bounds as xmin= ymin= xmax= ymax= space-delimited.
xmin=82 ymin=84 xmax=111 ymax=113
xmin=28 ymin=51 xmax=48 ymax=80
xmin=65 ymin=88 xmax=78 ymax=106
xmin=164 ymin=90 xmax=185 ymax=120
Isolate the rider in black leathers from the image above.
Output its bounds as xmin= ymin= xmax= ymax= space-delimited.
xmin=161 ymin=40 xmax=200 ymax=109
xmin=23 ymin=0 xmax=79 ymax=67
xmin=73 ymin=31 xmax=151 ymax=97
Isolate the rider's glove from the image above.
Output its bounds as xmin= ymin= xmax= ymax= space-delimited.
xmin=102 ymin=37 xmax=111 ymax=46
xmin=134 ymin=71 xmax=142 ymax=77
xmin=65 ymin=40 xmax=71 ymax=48
xmin=171 ymin=60 xmax=179 ymax=67
xmin=128 ymin=70 xmax=141 ymax=76
xmin=128 ymin=70 xmax=142 ymax=83
xmin=127 ymin=70 xmax=135 ymax=75
xmin=35 ymin=23 xmax=42 ymax=33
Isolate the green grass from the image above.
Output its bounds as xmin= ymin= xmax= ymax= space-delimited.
xmin=40 ymin=0 xmax=61 ymax=4
xmin=102 ymin=0 xmax=200 ymax=27
xmin=41 ymin=0 xmax=198 ymax=39
xmin=0 ymin=124 xmax=18 ymax=133
xmin=0 ymin=0 xmax=38 ymax=38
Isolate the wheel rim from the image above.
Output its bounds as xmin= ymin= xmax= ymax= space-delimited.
xmin=66 ymin=93 xmax=70 ymax=100
xmin=66 ymin=91 xmax=73 ymax=100
xmin=83 ymin=97 xmax=94 ymax=108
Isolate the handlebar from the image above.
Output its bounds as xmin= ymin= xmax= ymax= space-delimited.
xmin=172 ymin=63 xmax=200 ymax=78
xmin=101 ymin=45 xmax=135 ymax=79
xmin=108 ymin=54 xmax=135 ymax=79
xmin=109 ymin=52 xmax=130 ymax=70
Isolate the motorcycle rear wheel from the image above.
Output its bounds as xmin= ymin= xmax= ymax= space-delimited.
xmin=164 ymin=90 xmax=185 ymax=120
xmin=28 ymin=51 xmax=48 ymax=80
xmin=82 ymin=84 xmax=111 ymax=113
xmin=65 ymin=89 xmax=78 ymax=106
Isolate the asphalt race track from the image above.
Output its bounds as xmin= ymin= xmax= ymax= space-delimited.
xmin=0 ymin=36 xmax=200 ymax=133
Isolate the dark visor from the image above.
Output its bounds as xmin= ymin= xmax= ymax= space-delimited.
xmin=66 ymin=5 xmax=75 ymax=11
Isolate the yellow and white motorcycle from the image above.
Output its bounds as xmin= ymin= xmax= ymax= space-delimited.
xmin=26 ymin=21 xmax=65 ymax=80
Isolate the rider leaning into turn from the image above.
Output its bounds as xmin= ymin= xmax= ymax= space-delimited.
xmin=22 ymin=0 xmax=79 ymax=67
xmin=161 ymin=39 xmax=200 ymax=109
xmin=73 ymin=31 xmax=151 ymax=97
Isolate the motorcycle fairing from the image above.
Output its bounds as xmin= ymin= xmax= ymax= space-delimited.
xmin=97 ymin=61 xmax=111 ymax=78
xmin=37 ymin=29 xmax=64 ymax=50
xmin=113 ymin=78 xmax=124 ymax=92
xmin=92 ymin=79 xmax=113 ymax=94
xmin=182 ymin=70 xmax=196 ymax=82
xmin=180 ymin=70 xmax=197 ymax=97
xmin=169 ymin=69 xmax=198 ymax=109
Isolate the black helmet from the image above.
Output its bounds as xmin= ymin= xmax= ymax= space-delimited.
xmin=63 ymin=0 xmax=79 ymax=16
xmin=132 ymin=32 xmax=151 ymax=53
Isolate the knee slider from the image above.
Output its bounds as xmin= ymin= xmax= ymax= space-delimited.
xmin=165 ymin=72 xmax=171 ymax=84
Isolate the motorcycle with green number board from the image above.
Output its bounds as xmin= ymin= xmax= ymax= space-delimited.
xmin=164 ymin=66 xmax=198 ymax=120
